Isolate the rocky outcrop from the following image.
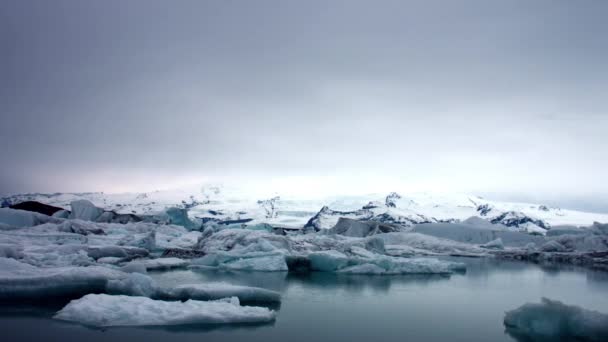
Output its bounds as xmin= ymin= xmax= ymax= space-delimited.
xmin=9 ymin=201 xmax=64 ymax=216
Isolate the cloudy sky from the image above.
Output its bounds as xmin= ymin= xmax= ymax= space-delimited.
xmin=1 ymin=1 xmax=607 ymax=209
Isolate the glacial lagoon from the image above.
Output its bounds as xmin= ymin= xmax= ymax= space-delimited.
xmin=2 ymin=257 xmax=608 ymax=342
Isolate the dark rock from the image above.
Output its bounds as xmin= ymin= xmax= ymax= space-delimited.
xmin=490 ymin=211 xmax=549 ymax=230
xmin=385 ymin=192 xmax=401 ymax=208
xmin=9 ymin=201 xmax=64 ymax=216
xmin=477 ymin=204 xmax=494 ymax=216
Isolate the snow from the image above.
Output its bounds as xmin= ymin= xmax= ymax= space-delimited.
xmin=504 ymin=298 xmax=608 ymax=341
xmin=54 ymin=294 xmax=276 ymax=327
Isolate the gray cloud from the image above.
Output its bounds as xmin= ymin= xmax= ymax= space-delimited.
xmin=1 ymin=0 xmax=607 ymax=206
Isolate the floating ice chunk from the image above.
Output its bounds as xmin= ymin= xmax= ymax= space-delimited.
xmin=120 ymin=261 xmax=148 ymax=274
xmin=221 ymin=255 xmax=288 ymax=272
xmin=338 ymin=263 xmax=386 ymax=274
xmin=378 ymin=232 xmax=485 ymax=256
xmin=69 ymin=200 xmax=104 ymax=221
xmin=96 ymin=257 xmax=123 ymax=265
xmin=127 ymin=257 xmax=189 ymax=271
xmin=339 ymin=257 xmax=465 ymax=275
xmin=107 ymin=272 xmax=156 ymax=297
xmin=307 ymin=250 xmax=465 ymax=274
xmin=54 ymin=294 xmax=276 ymax=327
xmin=0 ymin=257 xmax=125 ymax=299
xmin=117 ymin=232 xmax=155 ymax=250
xmin=504 ymin=298 xmax=608 ymax=341
xmin=540 ymin=240 xmax=567 ymax=252
xmin=162 ymin=283 xmax=281 ymax=303
xmin=349 ymin=246 xmax=376 ymax=258
xmin=106 ymin=273 xmax=281 ymax=303
xmin=480 ymin=238 xmax=504 ymax=250
xmin=549 ymin=234 xmax=608 ymax=252
xmin=52 ymin=210 xmax=71 ymax=219
xmin=87 ymin=246 xmax=149 ymax=260
xmin=164 ymin=207 xmax=200 ymax=230
xmin=324 ymin=218 xmax=399 ymax=237
xmin=412 ymin=223 xmax=544 ymax=247
xmin=308 ymin=250 xmax=349 ymax=271
xmin=196 ymin=228 xmax=291 ymax=254
xmin=192 ymin=252 xmax=288 ymax=272
xmin=0 ymin=244 xmax=24 ymax=258
xmin=0 ymin=208 xmax=54 ymax=228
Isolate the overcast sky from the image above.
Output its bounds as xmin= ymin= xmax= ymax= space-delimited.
xmin=1 ymin=0 xmax=607 ymax=209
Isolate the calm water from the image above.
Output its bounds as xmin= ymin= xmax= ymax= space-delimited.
xmin=2 ymin=258 xmax=608 ymax=342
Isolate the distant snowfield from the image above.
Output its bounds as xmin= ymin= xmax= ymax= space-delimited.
xmin=2 ymin=184 xmax=607 ymax=229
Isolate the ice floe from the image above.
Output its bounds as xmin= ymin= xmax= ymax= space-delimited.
xmin=504 ymin=298 xmax=608 ymax=341
xmin=54 ymin=294 xmax=276 ymax=327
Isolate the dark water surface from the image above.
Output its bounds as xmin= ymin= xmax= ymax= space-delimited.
xmin=2 ymin=258 xmax=608 ymax=342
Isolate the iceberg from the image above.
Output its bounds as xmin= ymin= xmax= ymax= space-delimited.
xmin=0 ymin=257 xmax=125 ymax=299
xmin=161 ymin=283 xmax=281 ymax=303
xmin=504 ymin=298 xmax=608 ymax=341
xmin=124 ymin=257 xmax=189 ymax=271
xmin=69 ymin=200 xmax=104 ymax=221
xmin=191 ymin=252 xmax=288 ymax=272
xmin=324 ymin=218 xmax=400 ymax=237
xmin=0 ymin=208 xmax=56 ymax=228
xmin=54 ymin=294 xmax=276 ymax=327
xmin=307 ymin=250 xmax=465 ymax=274
xmin=412 ymin=222 xmax=544 ymax=247
xmin=107 ymin=273 xmax=281 ymax=303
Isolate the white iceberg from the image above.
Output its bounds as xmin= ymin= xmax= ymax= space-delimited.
xmin=54 ymin=294 xmax=276 ymax=327
xmin=504 ymin=298 xmax=608 ymax=341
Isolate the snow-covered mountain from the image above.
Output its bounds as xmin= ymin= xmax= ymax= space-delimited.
xmin=2 ymin=184 xmax=608 ymax=232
